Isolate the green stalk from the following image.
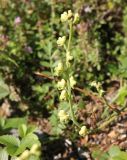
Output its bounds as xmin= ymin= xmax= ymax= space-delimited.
xmin=66 ymin=21 xmax=80 ymax=128
xmin=67 ymin=22 xmax=73 ymax=51
xmin=67 ymin=79 xmax=80 ymax=128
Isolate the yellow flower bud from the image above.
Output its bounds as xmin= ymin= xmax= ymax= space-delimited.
xmin=30 ymin=143 xmax=40 ymax=155
xmin=58 ymin=110 xmax=69 ymax=122
xmin=67 ymin=10 xmax=73 ymax=19
xmin=54 ymin=62 xmax=63 ymax=76
xmin=20 ymin=150 xmax=30 ymax=160
xmin=69 ymin=76 xmax=76 ymax=88
xmin=61 ymin=11 xmax=68 ymax=22
xmin=73 ymin=13 xmax=80 ymax=24
xmin=57 ymin=36 xmax=66 ymax=46
xmin=60 ymin=89 xmax=67 ymax=101
xmin=90 ymin=81 xmax=101 ymax=90
xmin=66 ymin=51 xmax=73 ymax=62
xmin=90 ymin=81 xmax=97 ymax=87
xmin=79 ymin=126 xmax=87 ymax=136
xmin=57 ymin=79 xmax=66 ymax=90
xmin=66 ymin=51 xmax=73 ymax=68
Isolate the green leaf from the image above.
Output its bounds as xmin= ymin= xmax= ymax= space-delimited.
xmin=18 ymin=124 xmax=27 ymax=138
xmin=92 ymin=149 xmax=109 ymax=160
xmin=40 ymin=61 xmax=50 ymax=68
xmin=112 ymin=85 xmax=127 ymax=106
xmin=0 ymin=148 xmax=8 ymax=160
xmin=0 ymin=54 xmax=18 ymax=67
xmin=6 ymin=145 xmax=18 ymax=156
xmin=0 ymin=118 xmax=5 ymax=130
xmin=49 ymin=110 xmax=66 ymax=135
xmin=0 ymin=135 xmax=20 ymax=147
xmin=111 ymin=151 xmax=127 ymax=160
xmin=4 ymin=117 xmax=27 ymax=129
xmin=15 ymin=133 xmax=40 ymax=156
xmin=26 ymin=125 xmax=36 ymax=135
xmin=0 ymin=78 xmax=10 ymax=100
xmin=108 ymin=145 xmax=121 ymax=157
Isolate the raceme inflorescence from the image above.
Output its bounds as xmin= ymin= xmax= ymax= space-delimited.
xmin=54 ymin=10 xmax=87 ymax=137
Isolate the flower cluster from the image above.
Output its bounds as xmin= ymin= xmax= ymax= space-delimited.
xmin=90 ymin=81 xmax=104 ymax=96
xmin=57 ymin=36 xmax=66 ymax=46
xmin=59 ymin=89 xmax=67 ymax=101
xmin=60 ymin=10 xmax=79 ymax=24
xmin=69 ymin=76 xmax=76 ymax=88
xmin=54 ymin=10 xmax=78 ymax=105
xmin=58 ymin=110 xmax=69 ymax=122
xmin=57 ymin=79 xmax=66 ymax=90
xmin=66 ymin=51 xmax=73 ymax=67
xmin=54 ymin=62 xmax=63 ymax=76
xmin=54 ymin=10 xmax=87 ymax=136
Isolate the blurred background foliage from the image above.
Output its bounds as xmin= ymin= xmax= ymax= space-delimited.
xmin=0 ymin=0 xmax=127 ymax=136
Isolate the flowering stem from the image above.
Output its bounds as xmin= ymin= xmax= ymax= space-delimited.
xmin=67 ymin=79 xmax=80 ymax=128
xmin=66 ymin=21 xmax=80 ymax=128
xmin=67 ymin=21 xmax=73 ymax=51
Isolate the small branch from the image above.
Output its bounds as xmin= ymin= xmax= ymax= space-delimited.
xmin=98 ymin=115 xmax=117 ymax=130
xmin=34 ymin=71 xmax=54 ymax=80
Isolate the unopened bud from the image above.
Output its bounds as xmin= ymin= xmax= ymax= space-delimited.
xmin=57 ymin=36 xmax=66 ymax=46
xmin=67 ymin=10 xmax=73 ymax=19
xmin=58 ymin=110 xmax=69 ymax=122
xmin=57 ymin=79 xmax=66 ymax=90
xmin=61 ymin=12 xmax=68 ymax=22
xmin=54 ymin=62 xmax=63 ymax=76
xmin=69 ymin=76 xmax=76 ymax=88
xmin=73 ymin=13 xmax=80 ymax=24
xmin=60 ymin=90 xmax=67 ymax=101
xmin=79 ymin=126 xmax=87 ymax=136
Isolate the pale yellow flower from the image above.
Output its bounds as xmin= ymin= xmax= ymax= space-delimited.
xmin=79 ymin=126 xmax=87 ymax=136
xmin=61 ymin=12 xmax=68 ymax=22
xmin=66 ymin=51 xmax=73 ymax=62
xmin=73 ymin=13 xmax=79 ymax=24
xmin=60 ymin=89 xmax=67 ymax=101
xmin=61 ymin=10 xmax=73 ymax=22
xmin=57 ymin=36 xmax=66 ymax=46
xmin=30 ymin=143 xmax=39 ymax=154
xmin=57 ymin=79 xmax=66 ymax=90
xmin=90 ymin=81 xmax=97 ymax=87
xmin=54 ymin=62 xmax=63 ymax=76
xmin=20 ymin=150 xmax=30 ymax=160
xmin=69 ymin=76 xmax=76 ymax=88
xmin=90 ymin=81 xmax=101 ymax=90
xmin=58 ymin=110 xmax=69 ymax=122
xmin=67 ymin=10 xmax=73 ymax=19
xmin=99 ymin=89 xmax=104 ymax=96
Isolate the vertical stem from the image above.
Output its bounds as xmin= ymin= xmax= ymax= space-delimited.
xmin=66 ymin=21 xmax=80 ymax=128
xmin=67 ymin=79 xmax=80 ymax=128
xmin=67 ymin=22 xmax=73 ymax=51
